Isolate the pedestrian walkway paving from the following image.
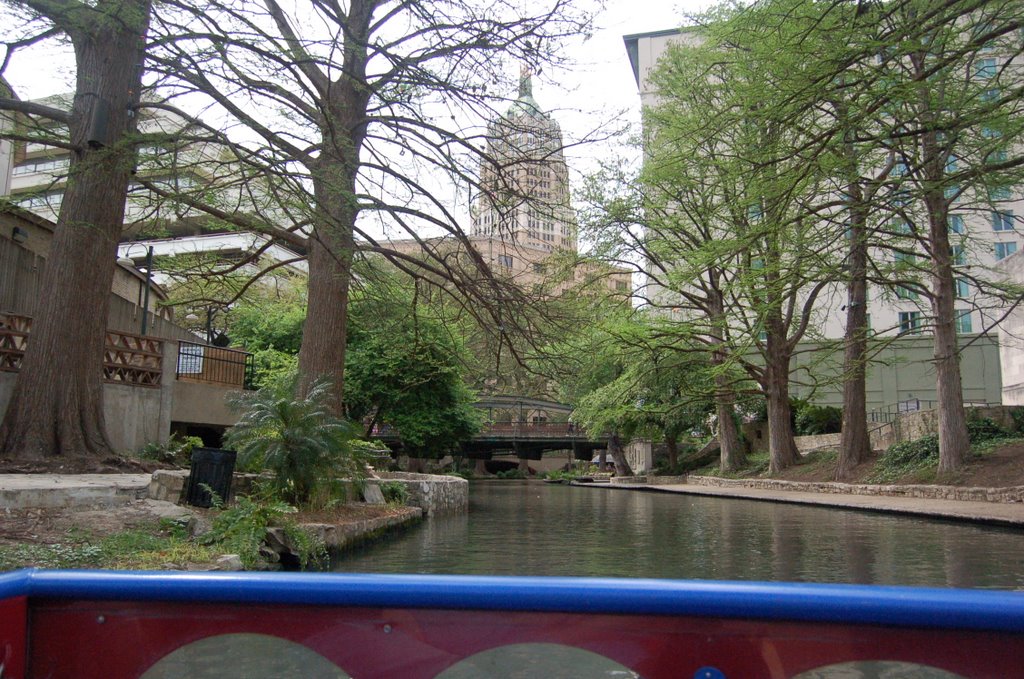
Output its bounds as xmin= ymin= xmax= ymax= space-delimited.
xmin=590 ymin=481 xmax=1024 ymax=527
xmin=0 ymin=474 xmax=152 ymax=509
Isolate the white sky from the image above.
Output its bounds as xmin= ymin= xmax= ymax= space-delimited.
xmin=4 ymin=1 xmax=711 ymax=233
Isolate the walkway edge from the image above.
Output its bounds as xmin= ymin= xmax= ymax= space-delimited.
xmin=580 ymin=480 xmax=1024 ymax=527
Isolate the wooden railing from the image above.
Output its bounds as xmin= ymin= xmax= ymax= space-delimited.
xmin=0 ymin=312 xmax=30 ymax=372
xmin=104 ymin=330 xmax=163 ymax=387
xmin=0 ymin=312 xmax=163 ymax=388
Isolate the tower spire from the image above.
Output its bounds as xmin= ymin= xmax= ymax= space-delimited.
xmin=518 ymin=63 xmax=533 ymax=98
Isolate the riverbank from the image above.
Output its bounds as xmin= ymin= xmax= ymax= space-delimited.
xmin=0 ymin=483 xmax=421 ymax=571
xmin=577 ymin=440 xmax=1024 ymax=527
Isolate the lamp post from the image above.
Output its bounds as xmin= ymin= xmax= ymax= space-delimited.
xmin=117 ymin=245 xmax=154 ymax=336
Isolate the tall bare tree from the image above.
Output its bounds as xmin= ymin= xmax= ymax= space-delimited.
xmin=145 ymin=0 xmax=598 ymax=411
xmin=0 ymin=0 xmax=152 ymax=458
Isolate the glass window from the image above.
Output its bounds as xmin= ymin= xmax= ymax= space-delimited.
xmin=899 ymin=311 xmax=922 ymax=335
xmin=497 ymin=254 xmax=513 ymax=268
xmin=995 ymin=242 xmax=1018 ymax=260
xmin=951 ymin=245 xmax=965 ymax=266
xmin=989 ymin=185 xmax=1012 ymax=201
xmin=955 ymin=278 xmax=969 ymax=298
xmin=981 ymin=88 xmax=1000 ymax=102
xmin=948 ymin=215 xmax=964 ymax=234
xmin=993 ymin=211 xmax=1014 ymax=231
xmin=896 ymin=286 xmax=918 ymax=300
xmin=955 ymin=309 xmax=973 ymax=334
xmin=986 ymin=148 xmax=1008 ymax=165
xmin=974 ymin=58 xmax=997 ymax=79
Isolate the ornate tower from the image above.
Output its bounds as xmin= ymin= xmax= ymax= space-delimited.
xmin=470 ymin=68 xmax=577 ymax=253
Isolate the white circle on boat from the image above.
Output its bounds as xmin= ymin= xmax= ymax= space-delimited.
xmin=434 ymin=642 xmax=640 ymax=678
xmin=138 ymin=633 xmax=350 ymax=679
xmin=791 ymin=661 xmax=966 ymax=679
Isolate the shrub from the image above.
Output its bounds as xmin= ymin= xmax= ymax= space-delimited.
xmin=225 ymin=378 xmax=364 ymax=506
xmin=794 ymin=403 xmax=842 ymax=436
xmin=200 ymin=489 xmax=325 ymax=569
xmin=137 ymin=434 xmax=204 ymax=466
xmin=496 ymin=469 xmax=527 ymax=479
xmin=966 ymin=417 xmax=1005 ymax=443
xmin=870 ymin=435 xmax=939 ymax=482
xmin=379 ymin=481 xmax=410 ymax=506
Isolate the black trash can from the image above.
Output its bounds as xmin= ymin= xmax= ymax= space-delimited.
xmin=185 ymin=447 xmax=237 ymax=508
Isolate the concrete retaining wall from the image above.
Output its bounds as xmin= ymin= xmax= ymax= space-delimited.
xmin=687 ymin=475 xmax=1024 ymax=503
xmin=373 ymin=471 xmax=469 ymax=516
xmin=794 ymin=433 xmax=842 ymax=453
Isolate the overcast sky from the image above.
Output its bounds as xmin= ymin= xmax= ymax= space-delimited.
xmin=3 ymin=1 xmax=712 ymax=233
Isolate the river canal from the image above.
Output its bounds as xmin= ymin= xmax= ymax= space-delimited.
xmin=333 ymin=481 xmax=1024 ymax=589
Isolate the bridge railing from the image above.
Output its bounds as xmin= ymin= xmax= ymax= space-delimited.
xmin=369 ymin=421 xmax=594 ymax=441
xmin=480 ymin=421 xmax=586 ymax=439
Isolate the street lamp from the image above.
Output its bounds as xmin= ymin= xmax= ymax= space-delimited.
xmin=117 ymin=245 xmax=154 ymax=336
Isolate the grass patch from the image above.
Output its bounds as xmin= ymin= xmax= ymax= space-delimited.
xmin=0 ymin=522 xmax=215 ymax=571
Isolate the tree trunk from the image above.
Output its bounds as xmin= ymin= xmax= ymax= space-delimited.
xmin=664 ymin=432 xmax=678 ymax=469
xmin=836 ymin=190 xmax=871 ymax=480
xmin=716 ymin=382 xmax=745 ymax=472
xmin=930 ymin=219 xmax=970 ymax=473
xmin=764 ymin=346 xmax=800 ymax=474
xmin=607 ymin=433 xmax=633 ymax=476
xmin=474 ymin=458 xmax=488 ymax=476
xmin=708 ymin=298 xmax=744 ymax=471
xmin=296 ymin=168 xmax=355 ymax=412
xmin=912 ymin=54 xmax=970 ymax=472
xmin=0 ymin=1 xmax=152 ymax=459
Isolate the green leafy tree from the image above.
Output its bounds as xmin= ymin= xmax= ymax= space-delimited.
xmin=344 ymin=276 xmax=481 ymax=465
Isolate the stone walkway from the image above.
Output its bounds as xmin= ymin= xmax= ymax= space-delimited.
xmin=586 ymin=480 xmax=1024 ymax=527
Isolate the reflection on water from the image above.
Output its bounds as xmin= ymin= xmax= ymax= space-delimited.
xmin=332 ymin=481 xmax=1024 ymax=589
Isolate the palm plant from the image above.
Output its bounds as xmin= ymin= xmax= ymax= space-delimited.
xmin=225 ymin=378 xmax=360 ymax=505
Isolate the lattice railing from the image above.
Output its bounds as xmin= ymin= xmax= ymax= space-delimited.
xmin=104 ymin=331 xmax=163 ymax=388
xmin=0 ymin=312 xmax=163 ymax=388
xmin=0 ymin=312 xmax=31 ymax=372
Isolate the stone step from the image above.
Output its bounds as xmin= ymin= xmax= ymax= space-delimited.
xmin=0 ymin=474 xmax=152 ymax=510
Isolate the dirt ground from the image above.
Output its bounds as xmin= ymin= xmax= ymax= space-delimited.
xmin=0 ymin=454 xmax=172 ymax=475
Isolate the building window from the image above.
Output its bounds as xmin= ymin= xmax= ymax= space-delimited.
xmin=12 ymin=157 xmax=70 ymax=176
xmin=896 ymin=285 xmax=918 ymax=300
xmin=989 ymin=185 xmax=1012 ymax=201
xmin=16 ymin=190 xmax=64 ymax=209
xmin=948 ymin=214 xmax=964 ymax=234
xmin=951 ymin=245 xmax=965 ymax=266
xmin=995 ymin=242 xmax=1018 ymax=260
xmin=955 ymin=309 xmax=973 ymax=334
xmin=981 ymin=87 xmax=1000 ymax=102
xmin=993 ymin=210 xmax=1014 ymax=231
xmin=974 ymin=57 xmax=997 ymax=79
xmin=615 ymin=280 xmax=629 ymax=291
xmin=986 ymin=148 xmax=1007 ymax=165
xmin=899 ymin=311 xmax=922 ymax=335
xmin=497 ymin=254 xmax=513 ymax=268
xmin=955 ymin=278 xmax=969 ymax=298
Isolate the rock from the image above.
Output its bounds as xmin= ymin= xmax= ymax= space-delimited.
xmin=265 ymin=527 xmax=290 ymax=554
xmin=258 ymin=545 xmax=280 ymax=563
xmin=215 ymin=554 xmax=244 ymax=571
xmin=186 ymin=515 xmax=213 ymax=538
xmin=362 ymin=482 xmax=386 ymax=505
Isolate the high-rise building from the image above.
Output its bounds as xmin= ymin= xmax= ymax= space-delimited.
xmin=470 ymin=69 xmax=577 ymax=253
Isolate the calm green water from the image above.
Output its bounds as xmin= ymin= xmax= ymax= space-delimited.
xmin=332 ymin=481 xmax=1024 ymax=589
